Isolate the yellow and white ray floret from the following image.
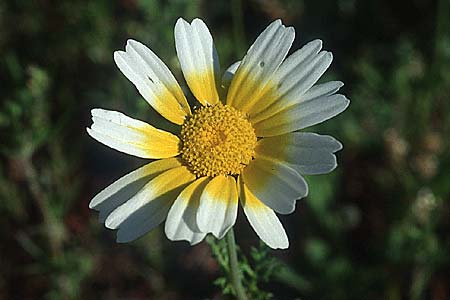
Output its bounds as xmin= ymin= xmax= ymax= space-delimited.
xmin=87 ymin=18 xmax=349 ymax=249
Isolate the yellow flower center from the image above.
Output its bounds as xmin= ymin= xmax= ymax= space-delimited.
xmin=180 ymin=103 xmax=257 ymax=177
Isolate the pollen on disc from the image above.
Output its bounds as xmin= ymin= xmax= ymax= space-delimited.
xmin=180 ymin=103 xmax=257 ymax=177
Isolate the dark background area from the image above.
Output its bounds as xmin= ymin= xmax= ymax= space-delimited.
xmin=1 ymin=0 xmax=450 ymax=299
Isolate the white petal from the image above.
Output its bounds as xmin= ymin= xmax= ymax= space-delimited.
xmin=239 ymin=177 xmax=289 ymax=249
xmin=276 ymin=42 xmax=331 ymax=97
xmin=89 ymin=158 xmax=182 ymax=222
xmin=226 ymin=19 xmax=295 ymax=113
xmin=302 ymin=81 xmax=344 ymax=101
xmin=87 ymin=109 xmax=180 ymax=159
xmin=104 ymin=166 xmax=195 ymax=242
xmin=256 ymin=132 xmax=343 ymax=175
xmin=175 ymin=18 xmax=220 ymax=106
xmin=114 ymin=39 xmax=190 ymax=125
xmin=165 ymin=177 xmax=209 ymax=245
xmin=197 ymin=175 xmax=238 ymax=239
xmin=253 ymin=94 xmax=350 ymax=137
xmin=116 ymin=195 xmax=172 ymax=243
xmin=248 ymin=40 xmax=337 ymax=122
xmin=221 ymin=61 xmax=241 ymax=90
xmin=241 ymin=157 xmax=308 ymax=214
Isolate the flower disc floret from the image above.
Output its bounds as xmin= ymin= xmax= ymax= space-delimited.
xmin=180 ymin=103 xmax=257 ymax=177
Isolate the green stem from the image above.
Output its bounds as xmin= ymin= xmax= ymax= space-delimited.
xmin=225 ymin=229 xmax=248 ymax=300
xmin=21 ymin=154 xmax=61 ymax=257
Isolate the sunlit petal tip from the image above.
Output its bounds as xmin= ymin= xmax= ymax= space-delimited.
xmin=324 ymin=51 xmax=333 ymax=63
xmin=175 ymin=18 xmax=185 ymax=29
xmin=104 ymin=217 xmax=116 ymax=230
xmin=239 ymin=178 xmax=290 ymax=249
xmin=226 ymin=17 xmax=295 ymax=112
xmin=87 ymin=109 xmax=180 ymax=159
xmin=113 ymin=50 xmax=125 ymax=60
xmin=113 ymin=38 xmax=190 ymax=125
xmin=88 ymin=198 xmax=95 ymax=209
xmin=296 ymin=39 xmax=326 ymax=60
xmin=174 ymin=17 xmax=220 ymax=106
xmin=125 ymin=38 xmax=141 ymax=48
xmin=192 ymin=17 xmax=206 ymax=26
xmin=90 ymin=107 xmax=103 ymax=116
xmin=309 ymin=51 xmax=333 ymax=75
xmin=315 ymin=38 xmax=323 ymax=45
xmin=273 ymin=19 xmax=282 ymax=26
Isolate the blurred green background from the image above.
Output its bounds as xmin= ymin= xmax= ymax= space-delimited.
xmin=1 ymin=0 xmax=450 ymax=299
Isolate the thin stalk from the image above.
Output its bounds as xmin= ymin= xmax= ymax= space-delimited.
xmin=225 ymin=229 xmax=248 ymax=300
xmin=22 ymin=154 xmax=61 ymax=257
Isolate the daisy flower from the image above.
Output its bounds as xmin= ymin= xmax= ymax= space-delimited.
xmin=87 ymin=18 xmax=349 ymax=249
